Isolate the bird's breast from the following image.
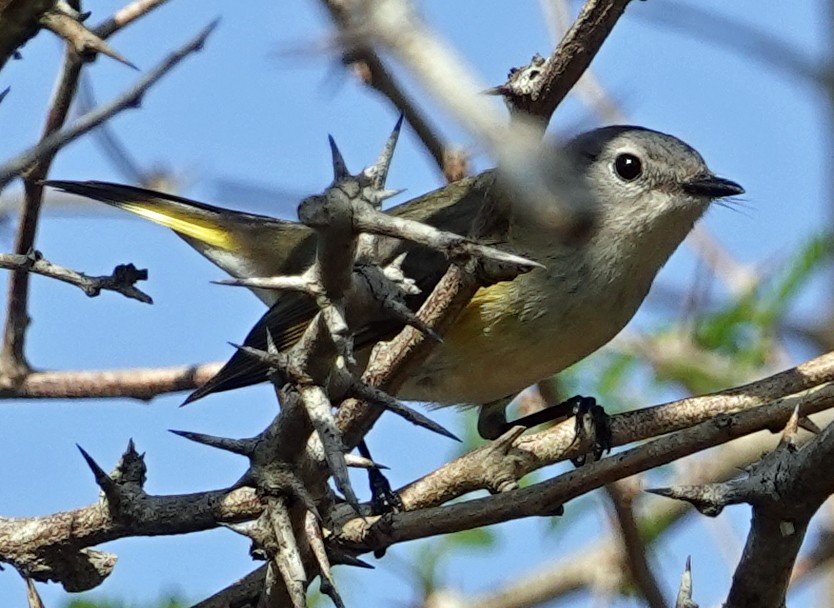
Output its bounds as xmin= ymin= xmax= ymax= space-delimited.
xmin=397 ymin=260 xmax=644 ymax=406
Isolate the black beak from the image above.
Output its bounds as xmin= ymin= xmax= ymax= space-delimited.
xmin=683 ymin=175 xmax=745 ymax=198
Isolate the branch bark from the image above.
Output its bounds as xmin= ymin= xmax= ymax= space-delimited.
xmin=497 ymin=0 xmax=633 ymax=121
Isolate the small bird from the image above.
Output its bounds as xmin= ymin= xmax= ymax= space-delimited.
xmin=46 ymin=126 xmax=743 ymax=440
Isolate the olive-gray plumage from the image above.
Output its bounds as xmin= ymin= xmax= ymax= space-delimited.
xmin=45 ymin=126 xmax=743 ymax=437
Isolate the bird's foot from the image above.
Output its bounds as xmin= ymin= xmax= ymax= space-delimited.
xmin=568 ymin=396 xmax=611 ymax=467
xmin=368 ymin=466 xmax=404 ymax=516
xmin=500 ymin=394 xmax=611 ymax=465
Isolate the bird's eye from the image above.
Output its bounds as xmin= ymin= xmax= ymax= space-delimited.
xmin=614 ymin=153 xmax=642 ymax=181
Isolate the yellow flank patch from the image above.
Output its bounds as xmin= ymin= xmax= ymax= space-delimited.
xmin=119 ymin=203 xmax=235 ymax=250
xmin=444 ymin=281 xmax=519 ymax=348
xmin=469 ymin=282 xmax=514 ymax=308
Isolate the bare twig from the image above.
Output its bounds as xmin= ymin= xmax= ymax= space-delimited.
xmin=95 ymin=0 xmax=172 ymax=39
xmin=0 ymin=19 xmax=218 ymax=389
xmin=496 ymin=0 xmax=633 ymax=120
xmin=321 ymin=0 xmax=450 ymax=176
xmin=0 ymin=21 xmax=218 ymax=190
xmin=606 ymin=480 xmax=666 ymax=608
xmin=0 ymin=362 xmax=222 ymax=399
xmin=1 ymin=0 xmax=174 ymax=380
xmin=2 ymin=34 xmax=86 ymax=381
xmin=0 ymin=251 xmax=152 ymax=303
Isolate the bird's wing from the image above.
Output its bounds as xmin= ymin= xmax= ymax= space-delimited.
xmin=47 ymin=173 xmax=503 ymax=403
xmin=186 ymin=172 xmax=501 ymax=402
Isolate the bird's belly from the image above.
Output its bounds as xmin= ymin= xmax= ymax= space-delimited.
xmin=400 ymin=343 xmax=572 ymax=406
xmin=397 ymin=280 xmax=630 ymax=406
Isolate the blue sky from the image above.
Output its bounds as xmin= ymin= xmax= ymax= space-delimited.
xmin=0 ymin=1 xmax=828 ymax=606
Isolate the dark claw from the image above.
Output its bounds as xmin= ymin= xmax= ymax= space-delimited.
xmin=357 ymin=439 xmax=404 ymax=517
xmin=500 ymin=393 xmax=611 ymax=464
xmin=369 ymin=466 xmax=404 ymax=516
xmin=568 ymin=396 xmax=611 ymax=467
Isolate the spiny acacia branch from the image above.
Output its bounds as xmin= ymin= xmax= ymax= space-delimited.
xmin=652 ymin=406 xmax=834 ymax=607
xmin=3 ymin=353 xmax=834 ymax=593
xmin=332 ymin=379 xmax=834 ymax=555
xmin=146 ymin=123 xmax=538 ymax=606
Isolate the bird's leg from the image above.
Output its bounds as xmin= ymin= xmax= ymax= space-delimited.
xmin=357 ymin=439 xmax=404 ymax=516
xmin=477 ymin=396 xmax=515 ymax=440
xmin=478 ymin=394 xmax=611 ymax=465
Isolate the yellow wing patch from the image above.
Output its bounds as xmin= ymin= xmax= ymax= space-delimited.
xmin=118 ymin=202 xmax=237 ymax=251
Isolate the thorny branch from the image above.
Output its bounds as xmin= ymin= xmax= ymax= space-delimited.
xmin=424 ymin=412 xmax=834 ymax=607
xmin=39 ymin=4 xmax=137 ymax=69
xmin=651 ymin=407 xmax=834 ymax=607
xmin=4 ymin=352 xmax=834 ymax=595
xmin=358 ymin=416 xmax=831 ymax=561
xmin=389 ymin=352 xmax=834 ymax=511
xmin=2 ymin=1 xmax=826 ymax=607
